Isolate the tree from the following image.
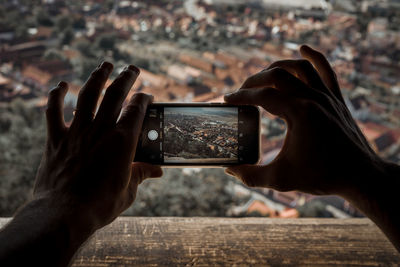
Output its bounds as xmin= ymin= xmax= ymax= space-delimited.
xmin=124 ymin=168 xmax=241 ymax=217
xmin=36 ymin=9 xmax=54 ymax=27
xmin=72 ymin=16 xmax=86 ymax=30
xmin=296 ymin=200 xmax=334 ymax=218
xmin=61 ymin=27 xmax=74 ymax=45
xmin=79 ymin=58 xmax=100 ymax=81
xmin=96 ymin=33 xmax=118 ymax=51
xmin=75 ymin=39 xmax=97 ymax=58
xmin=56 ymin=15 xmax=72 ymax=32
xmin=0 ymin=99 xmax=46 ymax=216
xmin=43 ymin=49 xmax=65 ymax=61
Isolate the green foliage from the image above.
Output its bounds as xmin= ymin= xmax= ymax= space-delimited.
xmin=125 ymin=168 xmax=239 ymax=217
xmin=36 ymin=9 xmax=54 ymax=27
xmin=96 ymin=33 xmax=118 ymax=51
xmin=72 ymin=16 xmax=86 ymax=30
xmin=0 ymin=99 xmax=46 ymax=216
xmin=43 ymin=49 xmax=65 ymax=61
xmin=112 ymin=49 xmax=132 ymax=62
xmin=297 ymin=200 xmax=333 ymax=218
xmin=79 ymin=58 xmax=100 ymax=81
xmin=75 ymin=39 xmax=96 ymax=58
xmin=61 ymin=28 xmax=74 ymax=45
xmin=56 ymin=15 xmax=72 ymax=33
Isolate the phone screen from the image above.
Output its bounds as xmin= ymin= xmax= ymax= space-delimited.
xmin=164 ymin=106 xmax=238 ymax=163
xmin=135 ymin=103 xmax=259 ymax=166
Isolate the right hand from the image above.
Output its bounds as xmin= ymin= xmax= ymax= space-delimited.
xmin=224 ymin=45 xmax=383 ymax=196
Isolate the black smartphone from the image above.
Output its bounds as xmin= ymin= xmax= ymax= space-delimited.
xmin=134 ymin=103 xmax=260 ymax=166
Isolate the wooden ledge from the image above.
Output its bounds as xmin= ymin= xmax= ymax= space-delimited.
xmin=1 ymin=217 xmax=399 ymax=265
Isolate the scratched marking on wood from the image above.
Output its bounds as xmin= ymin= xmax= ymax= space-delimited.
xmin=1 ymin=217 xmax=399 ymax=266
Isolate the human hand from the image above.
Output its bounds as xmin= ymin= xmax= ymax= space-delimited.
xmin=34 ymin=62 xmax=162 ymax=234
xmin=224 ymin=45 xmax=383 ymax=196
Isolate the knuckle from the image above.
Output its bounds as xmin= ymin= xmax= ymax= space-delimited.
xmin=266 ymin=61 xmax=279 ymax=70
xmin=299 ymin=59 xmax=313 ymax=69
xmin=243 ymin=75 xmax=256 ymax=87
xmin=260 ymin=87 xmax=274 ymax=97
xmin=241 ymin=176 xmax=256 ymax=188
xmin=270 ymin=67 xmax=289 ymax=78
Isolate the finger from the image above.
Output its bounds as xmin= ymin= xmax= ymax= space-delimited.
xmin=130 ymin=162 xmax=163 ymax=186
xmin=71 ymin=62 xmax=113 ymax=129
xmin=300 ymin=45 xmax=344 ymax=102
xmin=94 ymin=65 xmax=140 ymax=127
xmin=124 ymin=162 xmax=162 ymax=209
xmin=266 ymin=59 xmax=331 ymax=96
xmin=225 ymin=162 xmax=286 ymax=190
xmin=46 ymin=81 xmax=68 ymax=143
xmin=239 ymin=67 xmax=316 ymax=100
xmin=117 ymin=93 xmax=154 ymax=150
xmin=224 ymin=87 xmax=294 ymax=118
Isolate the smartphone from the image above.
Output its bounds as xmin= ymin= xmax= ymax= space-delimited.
xmin=134 ymin=103 xmax=260 ymax=166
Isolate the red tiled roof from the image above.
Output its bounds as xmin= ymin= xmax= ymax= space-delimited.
xmin=22 ymin=65 xmax=52 ymax=86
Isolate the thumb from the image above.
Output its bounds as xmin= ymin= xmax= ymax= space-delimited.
xmin=225 ymin=164 xmax=269 ymax=188
xmin=224 ymin=88 xmax=293 ymax=117
xmin=225 ymin=161 xmax=287 ymax=190
xmin=130 ymin=162 xmax=163 ymax=185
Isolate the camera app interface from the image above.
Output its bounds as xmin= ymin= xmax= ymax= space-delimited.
xmin=163 ymin=107 xmax=238 ymax=163
xmin=137 ymin=106 xmax=241 ymax=164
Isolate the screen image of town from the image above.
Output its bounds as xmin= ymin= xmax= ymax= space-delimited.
xmin=163 ymin=107 xmax=238 ymax=163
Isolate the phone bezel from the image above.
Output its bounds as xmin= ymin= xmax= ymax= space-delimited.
xmin=134 ymin=102 xmax=261 ymax=167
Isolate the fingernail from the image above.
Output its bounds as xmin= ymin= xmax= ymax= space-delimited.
xmin=300 ymin=45 xmax=312 ymax=52
xmin=99 ymin=61 xmax=113 ymax=73
xmin=57 ymin=81 xmax=67 ymax=88
xmin=140 ymin=93 xmax=154 ymax=101
xmin=127 ymin=64 xmax=140 ymax=74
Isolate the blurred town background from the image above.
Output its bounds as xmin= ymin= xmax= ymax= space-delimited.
xmin=1 ymin=0 xmax=399 ymax=218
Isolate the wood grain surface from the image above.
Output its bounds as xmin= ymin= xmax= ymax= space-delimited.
xmin=1 ymin=217 xmax=399 ymax=266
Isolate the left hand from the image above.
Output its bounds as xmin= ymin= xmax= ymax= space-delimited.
xmin=34 ymin=62 xmax=162 ymax=234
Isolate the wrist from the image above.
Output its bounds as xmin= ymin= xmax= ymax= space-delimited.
xmin=339 ymin=159 xmax=400 ymax=251
xmin=1 ymin=195 xmax=95 ymax=266
xmin=25 ymin=194 xmax=96 ymax=250
xmin=339 ymin=158 xmax=400 ymax=215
